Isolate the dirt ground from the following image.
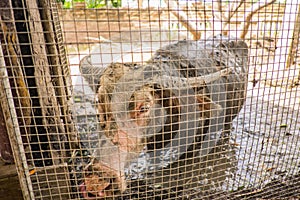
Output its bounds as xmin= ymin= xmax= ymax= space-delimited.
xmin=230 ymin=81 xmax=300 ymax=190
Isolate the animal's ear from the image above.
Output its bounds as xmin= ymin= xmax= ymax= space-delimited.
xmin=79 ymin=55 xmax=104 ymax=93
xmin=196 ymin=94 xmax=223 ymax=118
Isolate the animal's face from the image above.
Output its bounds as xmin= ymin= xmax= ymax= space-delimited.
xmin=128 ymin=87 xmax=156 ymax=127
xmin=98 ymin=83 xmax=182 ymax=152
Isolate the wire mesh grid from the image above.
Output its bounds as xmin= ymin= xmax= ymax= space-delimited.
xmin=0 ymin=0 xmax=300 ymax=199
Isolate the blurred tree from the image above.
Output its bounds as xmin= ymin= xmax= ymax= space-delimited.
xmin=274 ymin=0 xmax=300 ymax=85
xmin=275 ymin=0 xmax=300 ymax=68
xmin=164 ymin=0 xmax=277 ymax=40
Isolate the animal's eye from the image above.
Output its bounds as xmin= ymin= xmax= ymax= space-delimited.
xmin=139 ymin=105 xmax=150 ymax=113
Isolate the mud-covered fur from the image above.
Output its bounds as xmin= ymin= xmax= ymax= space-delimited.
xmin=79 ymin=36 xmax=249 ymax=198
xmin=96 ymin=63 xmax=223 ymax=152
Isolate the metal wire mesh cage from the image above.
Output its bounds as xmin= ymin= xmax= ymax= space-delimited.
xmin=0 ymin=0 xmax=300 ymax=199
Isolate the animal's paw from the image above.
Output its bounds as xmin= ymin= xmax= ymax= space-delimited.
xmin=80 ymin=163 xmax=126 ymax=199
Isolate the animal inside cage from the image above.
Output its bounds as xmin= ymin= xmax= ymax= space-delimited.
xmin=0 ymin=0 xmax=300 ymax=199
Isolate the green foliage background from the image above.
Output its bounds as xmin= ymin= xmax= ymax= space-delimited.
xmin=57 ymin=0 xmax=122 ymax=8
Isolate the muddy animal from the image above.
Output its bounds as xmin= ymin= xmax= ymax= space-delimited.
xmin=79 ymin=35 xmax=249 ymax=198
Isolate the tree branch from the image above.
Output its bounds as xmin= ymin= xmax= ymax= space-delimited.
xmin=164 ymin=0 xmax=201 ymax=40
xmin=214 ymin=0 xmax=245 ymax=36
xmin=217 ymin=0 xmax=223 ymax=18
xmin=227 ymin=0 xmax=245 ymax=23
xmin=240 ymin=0 xmax=276 ymax=39
xmin=214 ymin=0 xmax=227 ymax=21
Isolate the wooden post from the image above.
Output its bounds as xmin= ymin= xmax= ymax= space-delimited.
xmin=1 ymin=0 xmax=79 ymax=198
